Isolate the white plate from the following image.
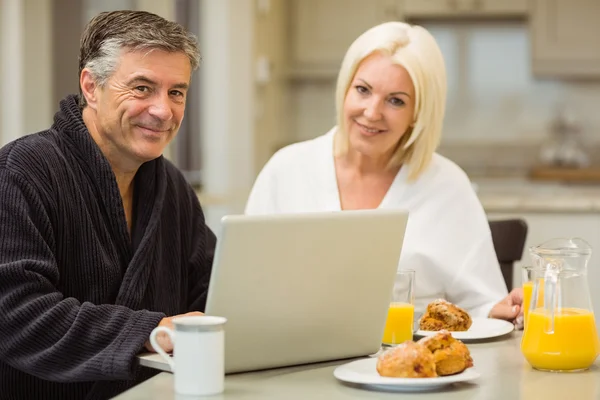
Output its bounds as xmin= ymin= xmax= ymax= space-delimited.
xmin=414 ymin=317 xmax=514 ymax=340
xmin=334 ymin=358 xmax=480 ymax=392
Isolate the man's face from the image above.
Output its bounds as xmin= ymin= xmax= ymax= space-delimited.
xmin=91 ymin=49 xmax=191 ymax=165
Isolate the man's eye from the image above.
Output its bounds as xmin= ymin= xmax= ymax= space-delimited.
xmin=135 ymin=86 xmax=150 ymax=93
xmin=170 ymin=90 xmax=184 ymax=97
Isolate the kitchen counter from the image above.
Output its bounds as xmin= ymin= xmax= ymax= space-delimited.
xmin=115 ymin=332 xmax=600 ymax=400
xmin=194 ymin=179 xmax=600 ymax=214
xmin=473 ymin=178 xmax=600 ymax=213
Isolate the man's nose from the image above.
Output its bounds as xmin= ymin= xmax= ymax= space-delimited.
xmin=148 ymin=93 xmax=174 ymax=122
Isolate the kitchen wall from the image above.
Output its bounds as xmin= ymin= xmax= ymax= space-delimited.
xmin=0 ymin=0 xmax=53 ymax=145
xmin=424 ymin=20 xmax=600 ymax=176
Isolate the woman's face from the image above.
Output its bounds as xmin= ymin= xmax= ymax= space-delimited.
xmin=343 ymin=52 xmax=416 ymax=161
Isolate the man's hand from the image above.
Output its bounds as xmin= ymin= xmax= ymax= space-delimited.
xmin=144 ymin=311 xmax=205 ymax=353
xmin=489 ymin=288 xmax=524 ymax=329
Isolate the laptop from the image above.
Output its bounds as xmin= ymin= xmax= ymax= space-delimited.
xmin=139 ymin=209 xmax=408 ymax=374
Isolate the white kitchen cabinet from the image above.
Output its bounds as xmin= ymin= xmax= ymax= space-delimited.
xmin=402 ymin=0 xmax=528 ymax=18
xmin=289 ymin=0 xmax=401 ymax=71
xmin=487 ymin=211 xmax=600 ymax=330
xmin=530 ymin=0 xmax=600 ymax=78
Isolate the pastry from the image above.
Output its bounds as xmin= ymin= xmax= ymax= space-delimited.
xmin=419 ymin=299 xmax=472 ymax=331
xmin=376 ymin=341 xmax=437 ymax=378
xmin=418 ymin=330 xmax=473 ymax=376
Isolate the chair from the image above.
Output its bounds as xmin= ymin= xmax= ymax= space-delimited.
xmin=488 ymin=219 xmax=528 ymax=291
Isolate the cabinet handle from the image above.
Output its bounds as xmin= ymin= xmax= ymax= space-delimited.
xmin=383 ymin=0 xmax=400 ymax=19
xmin=448 ymin=0 xmax=459 ymax=9
xmin=472 ymin=0 xmax=484 ymax=9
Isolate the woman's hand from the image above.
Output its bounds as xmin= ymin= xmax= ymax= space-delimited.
xmin=489 ymin=288 xmax=524 ymax=329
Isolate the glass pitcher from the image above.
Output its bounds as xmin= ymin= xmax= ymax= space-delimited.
xmin=521 ymin=238 xmax=600 ymax=372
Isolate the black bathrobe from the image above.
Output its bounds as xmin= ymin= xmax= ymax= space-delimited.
xmin=0 ymin=95 xmax=215 ymax=399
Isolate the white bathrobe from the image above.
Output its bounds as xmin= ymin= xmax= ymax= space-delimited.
xmin=245 ymin=127 xmax=508 ymax=317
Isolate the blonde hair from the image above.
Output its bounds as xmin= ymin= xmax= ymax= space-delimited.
xmin=334 ymin=22 xmax=447 ymax=180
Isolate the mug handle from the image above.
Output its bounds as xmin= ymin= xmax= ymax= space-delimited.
xmin=149 ymin=326 xmax=176 ymax=371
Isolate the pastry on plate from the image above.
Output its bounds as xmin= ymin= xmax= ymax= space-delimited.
xmin=376 ymin=341 xmax=437 ymax=378
xmin=419 ymin=299 xmax=472 ymax=331
xmin=418 ymin=330 xmax=473 ymax=376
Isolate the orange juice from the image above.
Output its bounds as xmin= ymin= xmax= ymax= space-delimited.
xmin=522 ymin=280 xmax=544 ymax=325
xmin=521 ymin=308 xmax=600 ymax=371
xmin=382 ymin=302 xmax=414 ymax=345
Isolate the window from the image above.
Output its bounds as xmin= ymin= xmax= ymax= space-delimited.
xmin=420 ymin=21 xmax=563 ymax=143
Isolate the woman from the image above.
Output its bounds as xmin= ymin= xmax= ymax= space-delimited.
xmin=245 ymin=22 xmax=523 ymax=323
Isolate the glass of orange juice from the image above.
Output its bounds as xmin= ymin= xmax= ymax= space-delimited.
xmin=382 ymin=269 xmax=415 ymax=346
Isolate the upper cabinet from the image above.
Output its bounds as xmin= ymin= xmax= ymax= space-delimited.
xmin=402 ymin=0 xmax=528 ymax=18
xmin=286 ymin=0 xmax=600 ymax=79
xmin=530 ymin=0 xmax=600 ymax=78
xmin=288 ymin=0 xmax=402 ymax=75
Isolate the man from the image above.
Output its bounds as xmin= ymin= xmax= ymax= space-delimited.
xmin=0 ymin=10 xmax=214 ymax=399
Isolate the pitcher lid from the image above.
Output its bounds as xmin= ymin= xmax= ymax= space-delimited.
xmin=530 ymin=237 xmax=592 ymax=257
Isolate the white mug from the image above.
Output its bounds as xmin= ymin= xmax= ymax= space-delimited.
xmin=149 ymin=316 xmax=227 ymax=396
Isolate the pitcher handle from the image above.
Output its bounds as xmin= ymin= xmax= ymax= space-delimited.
xmin=149 ymin=326 xmax=176 ymax=371
xmin=543 ymin=264 xmax=559 ymax=334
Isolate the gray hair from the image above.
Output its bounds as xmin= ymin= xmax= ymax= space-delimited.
xmin=78 ymin=10 xmax=201 ymax=108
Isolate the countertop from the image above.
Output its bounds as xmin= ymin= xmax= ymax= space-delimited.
xmin=473 ymin=178 xmax=600 ymax=213
xmin=194 ymin=178 xmax=600 ymax=214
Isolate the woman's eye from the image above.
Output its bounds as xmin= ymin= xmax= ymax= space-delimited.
xmin=355 ymin=85 xmax=369 ymax=94
xmin=389 ymin=97 xmax=405 ymax=107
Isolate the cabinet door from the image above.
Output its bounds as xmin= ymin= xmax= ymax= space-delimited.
xmin=403 ymin=0 xmax=459 ymax=16
xmin=290 ymin=0 xmax=398 ymax=67
xmin=531 ymin=0 xmax=600 ymax=77
xmin=477 ymin=0 xmax=528 ymax=15
xmin=403 ymin=0 xmax=527 ymax=18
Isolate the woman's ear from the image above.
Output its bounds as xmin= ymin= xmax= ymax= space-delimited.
xmin=80 ymin=69 xmax=98 ymax=110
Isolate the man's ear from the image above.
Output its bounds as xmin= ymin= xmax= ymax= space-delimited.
xmin=80 ymin=69 xmax=99 ymax=110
